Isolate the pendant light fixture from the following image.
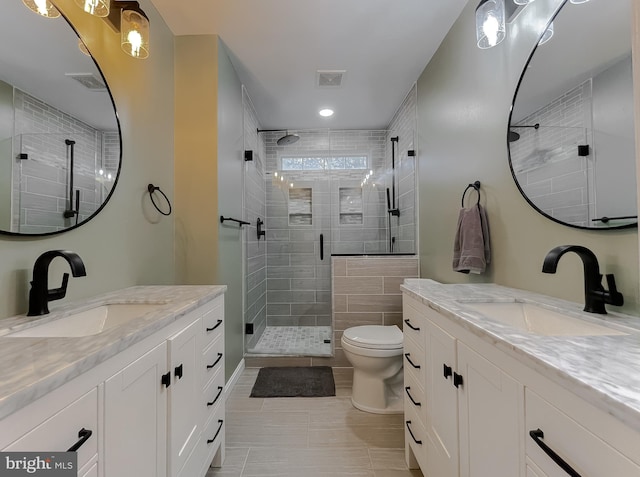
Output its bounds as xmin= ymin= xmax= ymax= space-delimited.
xmin=75 ymin=0 xmax=110 ymax=17
xmin=22 ymin=0 xmax=60 ymax=18
xmin=104 ymin=1 xmax=150 ymax=59
xmin=476 ymin=0 xmax=506 ymax=49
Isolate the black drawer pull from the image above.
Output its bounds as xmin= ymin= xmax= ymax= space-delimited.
xmin=404 ymin=319 xmax=420 ymax=331
xmin=174 ymin=364 xmax=183 ymax=379
xmin=67 ymin=428 xmax=92 ymax=452
xmin=207 ymin=353 xmax=223 ymax=369
xmin=405 ymin=386 xmax=421 ymax=407
xmin=206 ymin=319 xmax=223 ymax=332
xmin=207 ymin=386 xmax=224 ymax=406
xmin=161 ymin=372 xmax=171 ymax=388
xmin=405 ymin=420 xmax=422 ymax=445
xmin=207 ymin=419 xmax=224 ymax=444
xmin=453 ymin=372 xmax=463 ymax=388
xmin=404 ymin=353 xmax=421 ymax=369
xmin=529 ymin=429 xmax=582 ymax=477
xmin=443 ymin=364 xmax=452 ymax=379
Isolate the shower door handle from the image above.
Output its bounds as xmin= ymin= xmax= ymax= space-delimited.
xmin=320 ymin=234 xmax=324 ymax=260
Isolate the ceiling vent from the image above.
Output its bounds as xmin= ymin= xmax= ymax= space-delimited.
xmin=65 ymin=73 xmax=107 ymax=92
xmin=316 ymin=70 xmax=346 ymax=88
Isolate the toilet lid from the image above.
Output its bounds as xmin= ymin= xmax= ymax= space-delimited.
xmin=342 ymin=325 xmax=403 ymax=349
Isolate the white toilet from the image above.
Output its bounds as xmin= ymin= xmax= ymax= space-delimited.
xmin=341 ymin=325 xmax=404 ymax=414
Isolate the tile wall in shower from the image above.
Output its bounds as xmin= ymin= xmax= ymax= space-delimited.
xmin=10 ymin=88 xmax=118 ymax=234
xmin=386 ymin=84 xmax=417 ymax=254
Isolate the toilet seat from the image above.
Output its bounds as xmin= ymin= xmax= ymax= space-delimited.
xmin=342 ymin=325 xmax=403 ymax=350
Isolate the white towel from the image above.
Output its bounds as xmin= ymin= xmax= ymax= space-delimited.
xmin=452 ymin=204 xmax=491 ymax=274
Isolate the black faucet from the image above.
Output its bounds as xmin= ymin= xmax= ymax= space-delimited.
xmin=27 ymin=250 xmax=87 ymax=316
xmin=542 ymin=245 xmax=623 ymax=314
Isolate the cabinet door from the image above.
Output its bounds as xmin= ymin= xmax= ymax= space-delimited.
xmin=457 ymin=342 xmax=521 ymax=477
xmin=104 ymin=342 xmax=168 ymax=477
xmin=168 ymin=318 xmax=202 ymax=477
xmin=425 ymin=320 xmax=459 ymax=477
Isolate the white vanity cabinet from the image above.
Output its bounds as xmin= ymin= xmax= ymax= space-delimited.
xmin=403 ymin=295 xmax=521 ymax=477
xmin=104 ymin=341 xmax=168 ymax=477
xmin=0 ymin=289 xmax=226 ymax=477
xmin=402 ymin=290 xmax=640 ymax=477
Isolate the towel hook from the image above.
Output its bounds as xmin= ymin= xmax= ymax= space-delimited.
xmin=461 ymin=180 xmax=481 ymax=208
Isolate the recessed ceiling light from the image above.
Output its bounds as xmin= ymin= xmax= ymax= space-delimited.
xmin=319 ymin=108 xmax=334 ymax=117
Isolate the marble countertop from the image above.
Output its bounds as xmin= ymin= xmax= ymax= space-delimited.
xmin=0 ymin=285 xmax=226 ymax=421
xmin=401 ymin=279 xmax=640 ymax=432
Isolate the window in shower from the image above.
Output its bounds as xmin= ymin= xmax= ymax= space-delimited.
xmin=280 ymin=154 xmax=368 ymax=171
xmin=288 ymin=187 xmax=312 ymax=225
xmin=339 ymin=187 xmax=363 ymax=225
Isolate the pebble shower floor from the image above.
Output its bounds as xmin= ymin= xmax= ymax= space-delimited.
xmin=247 ymin=326 xmax=332 ymax=356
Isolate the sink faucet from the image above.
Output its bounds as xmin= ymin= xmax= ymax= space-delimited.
xmin=28 ymin=250 xmax=87 ymax=316
xmin=542 ymin=245 xmax=623 ymax=314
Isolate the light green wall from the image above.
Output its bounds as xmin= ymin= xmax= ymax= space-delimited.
xmin=417 ymin=0 xmax=640 ymax=313
xmin=174 ymin=36 xmax=244 ymax=381
xmin=0 ymin=0 xmax=176 ymax=319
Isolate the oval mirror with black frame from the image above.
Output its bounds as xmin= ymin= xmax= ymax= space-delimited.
xmin=508 ymin=0 xmax=636 ymax=230
xmin=0 ymin=2 xmax=121 ymax=236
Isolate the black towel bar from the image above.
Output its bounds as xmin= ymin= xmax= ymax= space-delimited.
xmin=220 ymin=216 xmax=250 ymax=226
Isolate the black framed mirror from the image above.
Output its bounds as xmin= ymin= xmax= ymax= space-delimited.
xmin=0 ymin=2 xmax=121 ymax=236
xmin=508 ymin=0 xmax=636 ymax=230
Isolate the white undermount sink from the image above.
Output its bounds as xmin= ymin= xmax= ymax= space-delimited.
xmin=460 ymin=301 xmax=628 ymax=337
xmin=7 ymin=303 xmax=166 ymax=338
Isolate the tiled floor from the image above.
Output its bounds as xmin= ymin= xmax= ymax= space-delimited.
xmin=247 ymin=326 xmax=332 ymax=357
xmin=206 ymin=367 xmax=422 ymax=477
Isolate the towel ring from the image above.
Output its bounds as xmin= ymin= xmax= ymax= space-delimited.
xmin=461 ymin=180 xmax=481 ymax=207
xmin=147 ymin=184 xmax=172 ymax=216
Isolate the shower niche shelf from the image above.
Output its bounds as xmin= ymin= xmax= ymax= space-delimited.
xmin=339 ymin=187 xmax=363 ymax=225
xmin=288 ymin=188 xmax=312 ymax=226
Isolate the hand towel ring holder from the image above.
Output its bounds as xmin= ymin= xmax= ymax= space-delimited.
xmin=147 ymin=184 xmax=172 ymax=216
xmin=461 ymin=181 xmax=481 ymax=207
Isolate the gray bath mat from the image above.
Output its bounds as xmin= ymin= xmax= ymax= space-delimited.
xmin=250 ymin=366 xmax=336 ymax=398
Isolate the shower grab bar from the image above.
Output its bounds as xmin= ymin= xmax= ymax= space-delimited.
xmin=220 ymin=216 xmax=250 ymax=226
xmin=320 ymin=234 xmax=324 ymax=260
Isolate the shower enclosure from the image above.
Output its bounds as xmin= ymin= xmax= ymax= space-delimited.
xmin=241 ymin=88 xmax=418 ymax=357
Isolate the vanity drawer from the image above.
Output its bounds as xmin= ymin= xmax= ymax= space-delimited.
xmin=202 ymin=365 xmax=225 ymax=421
xmin=404 ymin=395 xmax=427 ymax=471
xmin=403 ymin=334 xmax=425 ymax=390
xmin=402 ymin=299 xmax=426 ymax=348
xmin=180 ymin=399 xmax=225 ymax=477
xmin=3 ymin=388 xmax=98 ymax=470
xmin=202 ymin=335 xmax=224 ymax=389
xmin=525 ymin=389 xmax=640 ymax=476
xmin=201 ymin=296 xmax=224 ymax=348
xmin=403 ymin=369 xmax=426 ymax=428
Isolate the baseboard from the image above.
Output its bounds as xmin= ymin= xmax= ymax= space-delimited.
xmin=224 ymin=357 xmax=245 ymax=400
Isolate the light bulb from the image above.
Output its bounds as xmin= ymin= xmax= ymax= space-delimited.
xmin=483 ymin=15 xmax=500 ymax=47
xmin=22 ymin=0 xmax=60 ymax=18
xmin=75 ymin=0 xmax=109 ymax=17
